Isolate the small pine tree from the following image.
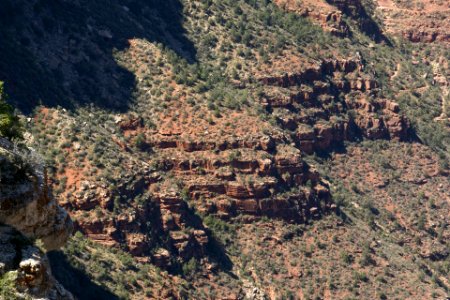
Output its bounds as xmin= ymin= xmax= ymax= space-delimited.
xmin=135 ymin=133 xmax=147 ymax=151
xmin=0 ymin=82 xmax=23 ymax=140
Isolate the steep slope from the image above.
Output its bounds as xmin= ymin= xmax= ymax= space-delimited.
xmin=0 ymin=0 xmax=448 ymax=299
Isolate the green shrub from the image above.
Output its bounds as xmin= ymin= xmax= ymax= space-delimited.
xmin=0 ymin=272 xmax=18 ymax=300
xmin=135 ymin=133 xmax=148 ymax=151
xmin=340 ymin=251 xmax=353 ymax=265
xmin=182 ymin=258 xmax=199 ymax=278
xmin=0 ymin=82 xmax=23 ymax=140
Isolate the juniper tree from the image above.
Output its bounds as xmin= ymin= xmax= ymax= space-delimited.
xmin=0 ymin=82 xmax=23 ymax=140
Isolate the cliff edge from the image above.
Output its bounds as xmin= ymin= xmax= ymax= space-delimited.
xmin=0 ymin=137 xmax=73 ymax=299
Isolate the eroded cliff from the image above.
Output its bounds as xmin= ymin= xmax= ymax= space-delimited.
xmin=0 ymin=137 xmax=73 ymax=299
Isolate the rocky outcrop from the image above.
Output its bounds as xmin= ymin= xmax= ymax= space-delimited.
xmin=274 ymin=0 xmax=351 ymax=37
xmin=149 ymin=134 xmax=277 ymax=153
xmin=149 ymin=190 xmax=210 ymax=266
xmin=152 ymin=144 xmax=333 ymax=223
xmin=403 ymin=30 xmax=448 ymax=44
xmin=258 ymin=57 xmax=411 ymax=154
xmin=291 ymin=96 xmax=411 ymax=155
xmin=275 ymin=0 xmax=389 ymax=43
xmin=350 ymin=98 xmax=410 ymax=139
xmin=0 ymin=226 xmax=73 ymax=300
xmin=0 ymin=138 xmax=73 ymax=299
xmin=375 ymin=0 xmax=450 ymax=44
xmin=0 ymin=141 xmax=73 ymax=251
xmin=71 ymin=185 xmax=212 ymax=268
xmin=259 ymin=58 xmax=364 ymax=88
xmin=328 ymin=0 xmax=390 ymax=43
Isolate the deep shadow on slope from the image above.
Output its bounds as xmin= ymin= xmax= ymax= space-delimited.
xmin=0 ymin=0 xmax=196 ymax=114
xmin=48 ymin=251 xmax=120 ymax=300
xmin=326 ymin=0 xmax=392 ymax=45
xmin=183 ymin=206 xmax=234 ymax=274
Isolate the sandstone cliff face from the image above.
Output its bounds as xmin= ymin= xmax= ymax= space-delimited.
xmin=0 ymin=137 xmax=73 ymax=299
xmin=258 ymin=57 xmax=411 ymax=154
xmin=0 ymin=138 xmax=72 ymax=251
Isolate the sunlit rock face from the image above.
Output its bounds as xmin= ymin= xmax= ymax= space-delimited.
xmin=0 ymin=137 xmax=73 ymax=299
xmin=0 ymin=138 xmax=73 ymax=250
